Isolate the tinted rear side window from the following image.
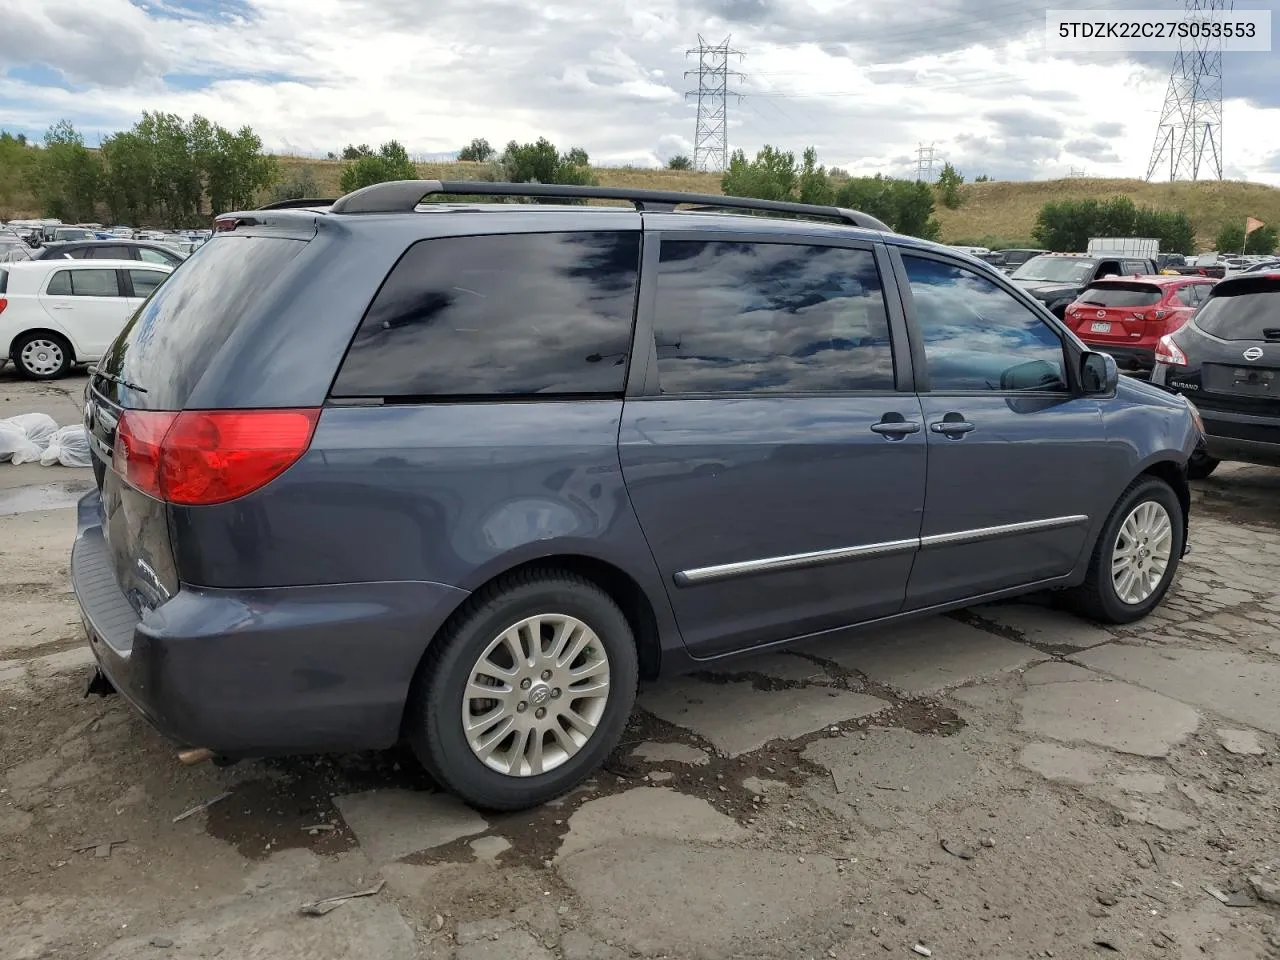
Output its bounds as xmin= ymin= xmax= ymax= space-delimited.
xmin=1077 ymin=284 xmax=1162 ymax=307
xmin=0 ymin=269 xmax=7 ymax=294
xmin=332 ymin=232 xmax=641 ymax=398
xmin=650 ymin=241 xmax=894 ymax=394
xmin=97 ymin=235 xmax=306 ymax=409
xmin=1194 ymin=280 xmax=1280 ymax=341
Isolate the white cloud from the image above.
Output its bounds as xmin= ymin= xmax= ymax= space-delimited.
xmin=0 ymin=0 xmax=1278 ymax=185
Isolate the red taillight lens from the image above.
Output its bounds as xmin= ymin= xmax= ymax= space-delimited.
xmin=1153 ymin=309 xmax=1167 ymax=320
xmin=214 ymin=217 xmax=237 ymax=232
xmin=1132 ymin=312 xmax=1146 ymax=320
xmin=115 ymin=410 xmax=178 ymax=499
xmin=1154 ymin=334 xmax=1188 ymax=366
xmin=0 ymin=297 xmax=7 ymax=315
xmin=114 ymin=409 xmax=319 ymax=505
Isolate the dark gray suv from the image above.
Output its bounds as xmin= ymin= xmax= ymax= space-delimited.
xmin=72 ymin=181 xmax=1202 ymax=810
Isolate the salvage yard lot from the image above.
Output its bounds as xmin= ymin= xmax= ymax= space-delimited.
xmin=2 ymin=371 xmax=1279 ymax=960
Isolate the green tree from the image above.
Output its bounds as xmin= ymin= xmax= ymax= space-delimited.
xmin=0 ymin=131 xmax=36 ymax=215
xmin=720 ymin=145 xmax=797 ymax=202
xmin=1134 ymin=207 xmax=1194 ymax=254
xmin=339 ymin=140 xmax=418 ymax=192
xmin=342 ymin=144 xmax=372 ymax=160
xmin=457 ymin=138 xmax=495 ymax=162
xmin=500 ymin=138 xmax=597 ymax=188
xmin=935 ymin=162 xmax=965 ymax=209
xmin=1033 ymin=199 xmax=1099 ymax=251
xmin=99 ymin=129 xmax=155 ymax=224
xmin=666 ymin=154 xmax=692 ymax=170
xmin=1215 ymin=222 xmax=1278 ymax=255
xmin=836 ymin=175 xmax=940 ymax=240
xmin=35 ymin=120 xmax=101 ymax=222
xmin=973 ymin=174 xmax=991 ymax=183
xmin=796 ymin=147 xmax=834 ymax=205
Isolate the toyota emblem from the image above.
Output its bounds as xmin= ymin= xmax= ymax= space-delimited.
xmin=1243 ymin=346 xmax=1264 ymax=361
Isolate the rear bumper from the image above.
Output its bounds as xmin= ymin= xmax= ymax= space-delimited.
xmin=1198 ymin=408 xmax=1280 ymax=467
xmin=71 ymin=490 xmax=469 ymax=755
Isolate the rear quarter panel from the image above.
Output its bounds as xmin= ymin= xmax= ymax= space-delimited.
xmin=170 ymin=401 xmax=685 ymax=652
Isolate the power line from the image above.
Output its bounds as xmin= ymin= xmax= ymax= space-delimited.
xmin=1146 ymin=0 xmax=1228 ymax=181
xmin=685 ymin=35 xmax=745 ymax=172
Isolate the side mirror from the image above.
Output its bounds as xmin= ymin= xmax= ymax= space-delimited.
xmin=1080 ymin=351 xmax=1118 ymax=395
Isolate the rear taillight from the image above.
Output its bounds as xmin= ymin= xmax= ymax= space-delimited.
xmin=1152 ymin=309 xmax=1167 ymax=320
xmin=114 ymin=408 xmax=319 ymax=505
xmin=214 ymin=217 xmax=237 ymax=232
xmin=1132 ymin=312 xmax=1146 ymax=320
xmin=0 ymin=297 xmax=7 ymax=315
xmin=1154 ymin=334 xmax=1188 ymax=366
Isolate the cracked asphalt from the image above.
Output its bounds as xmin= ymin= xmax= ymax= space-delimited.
xmin=2 ymin=371 xmax=1279 ymax=960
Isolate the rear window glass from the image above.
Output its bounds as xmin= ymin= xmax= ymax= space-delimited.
xmin=1194 ymin=280 xmax=1280 ymax=341
xmin=97 ymin=235 xmax=306 ymax=409
xmin=1076 ymin=284 xmax=1162 ymax=307
xmin=332 ymin=232 xmax=641 ymax=399
xmin=0 ymin=268 xmax=7 ymax=294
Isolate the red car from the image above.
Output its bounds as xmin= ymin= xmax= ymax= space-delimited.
xmin=1063 ymin=275 xmax=1217 ymax=377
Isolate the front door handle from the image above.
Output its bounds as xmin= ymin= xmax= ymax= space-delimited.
xmin=930 ymin=417 xmax=976 ymax=437
xmin=870 ymin=419 xmax=921 ymax=438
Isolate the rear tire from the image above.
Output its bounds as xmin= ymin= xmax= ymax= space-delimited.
xmin=1187 ymin=451 xmax=1220 ymax=480
xmin=406 ymin=569 xmax=639 ymax=811
xmin=12 ymin=332 xmax=72 ymax=380
xmin=1067 ymin=476 xmax=1183 ymax=624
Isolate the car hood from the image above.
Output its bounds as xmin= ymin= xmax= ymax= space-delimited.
xmin=1011 ymin=280 xmax=1081 ymax=300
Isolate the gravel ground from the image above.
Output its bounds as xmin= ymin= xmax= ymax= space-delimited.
xmin=1 ymin=369 xmax=1278 ymax=960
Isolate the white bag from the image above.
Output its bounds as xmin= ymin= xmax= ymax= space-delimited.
xmin=0 ymin=413 xmax=59 ymax=464
xmin=39 ymin=425 xmax=92 ymax=468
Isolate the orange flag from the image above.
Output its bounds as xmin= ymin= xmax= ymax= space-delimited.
xmin=1246 ymin=216 xmax=1265 ymax=234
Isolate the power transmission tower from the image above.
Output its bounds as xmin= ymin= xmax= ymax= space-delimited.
xmin=915 ymin=143 xmax=938 ymax=183
xmin=1145 ymin=0 xmax=1228 ymax=181
xmin=1068 ymin=166 xmax=1087 ymax=178
xmin=685 ymin=35 xmax=745 ymax=172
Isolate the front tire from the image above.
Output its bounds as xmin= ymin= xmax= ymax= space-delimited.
xmin=12 ymin=332 xmax=73 ymax=380
xmin=1068 ymin=476 xmax=1183 ymax=624
xmin=407 ymin=570 xmax=639 ymax=811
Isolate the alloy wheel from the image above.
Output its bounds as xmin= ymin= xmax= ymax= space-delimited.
xmin=1111 ymin=500 xmax=1173 ymax=605
xmin=461 ymin=613 xmax=611 ymax=777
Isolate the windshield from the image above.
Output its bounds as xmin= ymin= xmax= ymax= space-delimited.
xmin=1012 ymin=256 xmax=1096 ymax=283
xmin=1194 ymin=280 xmax=1280 ymax=341
xmin=1076 ymin=283 xmax=1162 ymax=307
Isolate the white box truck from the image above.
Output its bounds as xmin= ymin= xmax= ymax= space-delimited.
xmin=1087 ymin=237 xmax=1160 ymax=259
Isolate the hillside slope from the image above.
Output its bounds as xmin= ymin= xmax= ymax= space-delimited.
xmin=933 ymin=177 xmax=1280 ymax=249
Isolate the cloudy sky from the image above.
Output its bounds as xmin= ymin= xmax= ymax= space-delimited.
xmin=3 ymin=0 xmax=1279 ymax=184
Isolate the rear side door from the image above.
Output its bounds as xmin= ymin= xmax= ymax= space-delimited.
xmin=619 ymin=232 xmax=926 ymax=658
xmin=38 ymin=267 xmax=131 ymax=356
xmin=124 ymin=267 xmax=168 ymax=308
xmin=891 ymin=248 xmax=1113 ymax=609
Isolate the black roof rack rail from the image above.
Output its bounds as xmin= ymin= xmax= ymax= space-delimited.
xmin=255 ymin=197 xmax=340 ymax=211
xmin=326 ymin=180 xmax=892 ymax=232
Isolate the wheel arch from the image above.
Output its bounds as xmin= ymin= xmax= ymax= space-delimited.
xmin=1137 ymin=458 xmax=1191 ymax=556
xmin=8 ymin=326 xmax=79 ymax=364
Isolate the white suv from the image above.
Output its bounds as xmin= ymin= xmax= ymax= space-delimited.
xmin=0 ymin=259 xmax=172 ymax=379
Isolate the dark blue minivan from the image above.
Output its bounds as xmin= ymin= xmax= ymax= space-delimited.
xmin=73 ymin=182 xmax=1202 ymax=810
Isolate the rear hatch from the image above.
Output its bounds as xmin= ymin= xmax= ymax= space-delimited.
xmin=1067 ymin=282 xmax=1164 ymax=346
xmin=86 ymin=233 xmax=309 ymax=613
xmin=1168 ymin=276 xmax=1280 ymax=427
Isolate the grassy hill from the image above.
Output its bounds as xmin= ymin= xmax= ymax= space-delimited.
xmin=933 ymin=177 xmax=1280 ymax=249
xmin=9 ymin=151 xmax=1279 ymax=252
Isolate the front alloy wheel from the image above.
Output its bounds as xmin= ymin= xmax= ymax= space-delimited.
xmin=1110 ymin=501 xmax=1173 ymax=605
